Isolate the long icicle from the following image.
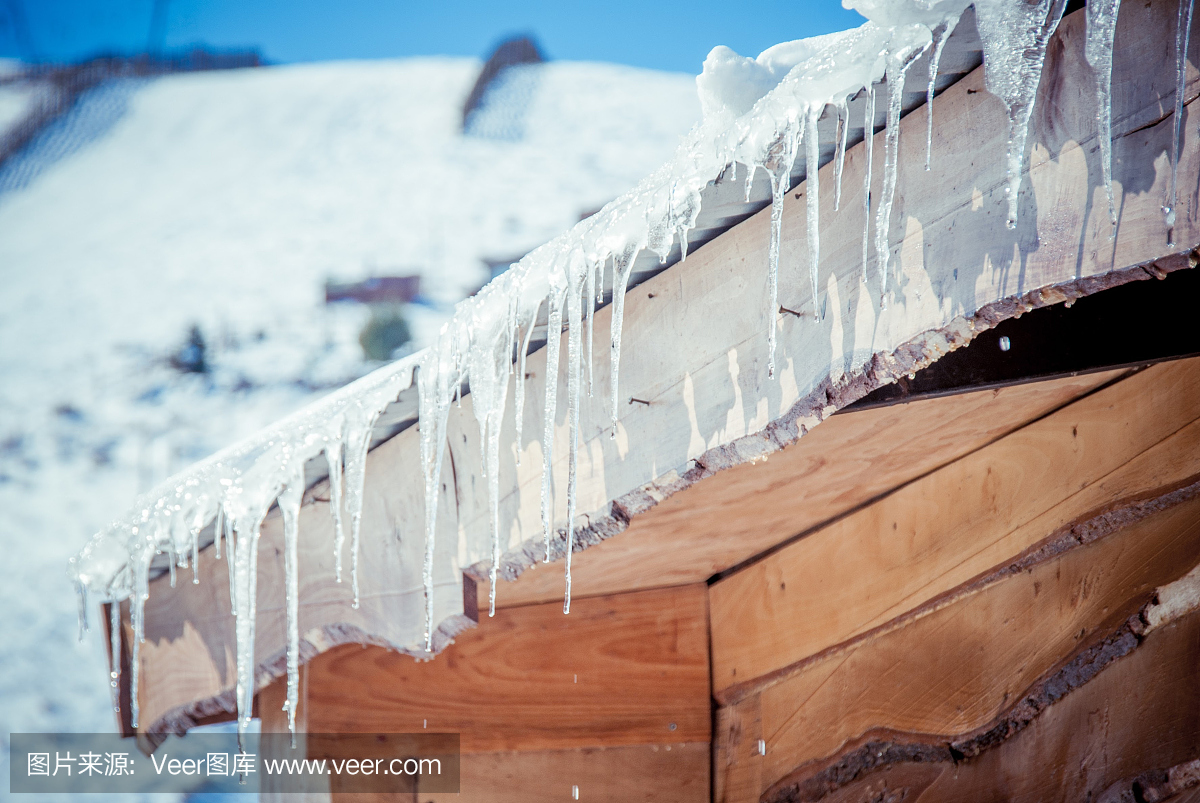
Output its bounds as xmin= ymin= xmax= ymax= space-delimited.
xmin=324 ymin=435 xmax=345 ymax=582
xmin=419 ymin=341 xmax=459 ymax=650
xmin=805 ymin=105 xmax=823 ymax=312
xmin=109 ymin=600 xmax=122 ymax=713
xmin=875 ymin=52 xmax=921 ymax=293
xmin=608 ymin=245 xmax=639 ymax=435
xmin=584 ymin=258 xmax=596 ymax=396
xmin=343 ymin=408 xmax=384 ymax=609
xmin=563 ymin=255 xmax=585 ymax=614
xmin=834 ymin=101 xmax=849 ymax=211
xmin=513 ymin=311 xmax=536 ymax=466
xmin=1085 ymin=0 xmax=1122 ymax=232
xmin=1166 ymin=0 xmax=1195 ymax=236
xmin=862 ymin=83 xmax=876 ymax=283
xmin=213 ymin=505 xmax=223 ymax=560
xmin=925 ymin=18 xmax=957 ymax=170
xmin=279 ymin=463 xmax=304 ymax=745
xmin=232 ymin=509 xmax=266 ymax=746
xmin=766 ymin=115 xmax=801 ymax=377
xmin=129 ymin=545 xmax=151 ymax=729
xmin=541 ymin=286 xmax=565 ymax=562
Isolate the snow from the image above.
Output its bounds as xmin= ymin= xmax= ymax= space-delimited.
xmin=64 ymin=0 xmax=1140 ymax=749
xmin=0 ymin=54 xmax=698 ymax=779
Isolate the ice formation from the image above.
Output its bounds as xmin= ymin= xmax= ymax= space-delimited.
xmin=69 ymin=0 xmax=1141 ymax=743
xmin=1086 ymin=0 xmax=1122 ymax=229
xmin=974 ymin=0 xmax=1068 ymax=229
xmin=1166 ymin=0 xmax=1195 ymax=236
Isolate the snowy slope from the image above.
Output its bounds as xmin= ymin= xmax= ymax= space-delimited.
xmin=0 ymin=56 xmax=697 ymax=799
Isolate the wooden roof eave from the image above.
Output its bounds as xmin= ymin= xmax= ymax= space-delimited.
xmin=128 ymin=0 xmax=1200 ymax=736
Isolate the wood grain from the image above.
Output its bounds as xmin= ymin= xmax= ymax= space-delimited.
xmin=808 ymin=607 xmax=1200 ymax=803
xmin=300 ymin=584 xmax=710 ymax=754
xmin=486 ymin=369 xmax=1126 ymax=607
xmin=412 ymin=743 xmax=709 ymax=803
xmin=750 ymin=494 xmax=1200 ymax=796
xmin=709 ymin=357 xmax=1200 ymax=697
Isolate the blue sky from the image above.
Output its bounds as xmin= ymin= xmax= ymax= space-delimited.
xmin=1 ymin=0 xmax=864 ymax=73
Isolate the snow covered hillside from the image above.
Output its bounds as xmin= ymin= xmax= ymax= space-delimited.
xmin=0 ymin=56 xmax=698 ymax=799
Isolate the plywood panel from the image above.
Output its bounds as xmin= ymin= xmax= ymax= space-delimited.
xmin=710 ymin=358 xmax=1200 ymax=697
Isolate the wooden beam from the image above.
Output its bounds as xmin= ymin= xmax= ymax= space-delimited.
xmin=488 ymin=368 xmax=1126 ymax=607
xmin=298 ymin=584 xmax=711 ymax=754
xmin=720 ymin=491 xmax=1200 ymax=801
xmin=709 ymin=357 xmax=1200 ymax=699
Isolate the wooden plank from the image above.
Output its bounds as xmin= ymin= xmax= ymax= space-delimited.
xmin=133 ymin=0 xmax=1200 ymax=736
xmin=743 ymin=493 xmax=1200 ymax=798
xmin=487 ymin=368 xmax=1126 ymax=607
xmin=412 ymin=743 xmax=709 ymax=803
xmin=714 ymin=696 xmax=763 ymax=803
xmin=709 ymin=357 xmax=1200 ymax=698
xmin=801 ymin=607 xmax=1200 ymax=803
xmin=299 ymin=584 xmax=710 ymax=753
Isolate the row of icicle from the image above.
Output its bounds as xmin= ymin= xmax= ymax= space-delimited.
xmin=70 ymin=0 xmax=1195 ymax=745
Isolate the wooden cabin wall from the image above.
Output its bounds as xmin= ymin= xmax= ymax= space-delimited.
xmin=710 ymin=358 xmax=1200 ymax=803
xmin=255 ymin=356 xmax=1200 ymax=803
xmin=261 ymin=584 xmax=712 ymax=802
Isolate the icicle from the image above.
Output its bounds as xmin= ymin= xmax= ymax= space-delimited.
xmin=418 ymin=339 xmax=460 ymax=650
xmin=975 ymin=0 xmax=1068 ymax=229
xmin=324 ymin=438 xmax=346 ymax=583
xmin=1086 ymin=0 xmax=1121 ymax=231
xmin=541 ymin=285 xmax=565 ymax=562
xmin=862 ymin=83 xmax=877 ymax=282
xmin=834 ymin=101 xmax=849 ymax=211
xmin=130 ymin=545 xmax=150 ymax=729
xmin=805 ymin=105 xmax=823 ymax=313
xmin=231 ymin=509 xmax=266 ymax=744
xmin=214 ymin=505 xmax=223 ymax=560
xmin=279 ymin=463 xmax=304 ymax=745
xmin=167 ymin=548 xmax=176 ymax=588
xmin=608 ymin=245 xmax=639 ymax=434
xmin=190 ymin=522 xmax=199 ymax=584
xmin=343 ymin=410 xmax=383 ymax=609
xmin=466 ymin=295 xmax=514 ymax=619
xmin=1166 ymin=0 xmax=1194 ymax=235
xmin=765 ymin=115 xmax=801 ymax=377
xmin=75 ymin=581 xmax=89 ymax=642
xmin=925 ymin=19 xmax=957 ymax=171
xmin=563 ymin=253 xmax=585 ymax=615
xmin=875 ymin=51 xmax=921 ymax=292
xmin=584 ymin=258 xmax=596 ymax=396
xmin=109 ymin=601 xmax=122 ymax=712
xmin=225 ymin=514 xmax=237 ymax=615
xmin=513 ymin=313 xmax=537 ymax=466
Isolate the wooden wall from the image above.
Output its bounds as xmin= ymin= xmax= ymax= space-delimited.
xmin=258 ymin=356 xmax=1200 ymax=801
